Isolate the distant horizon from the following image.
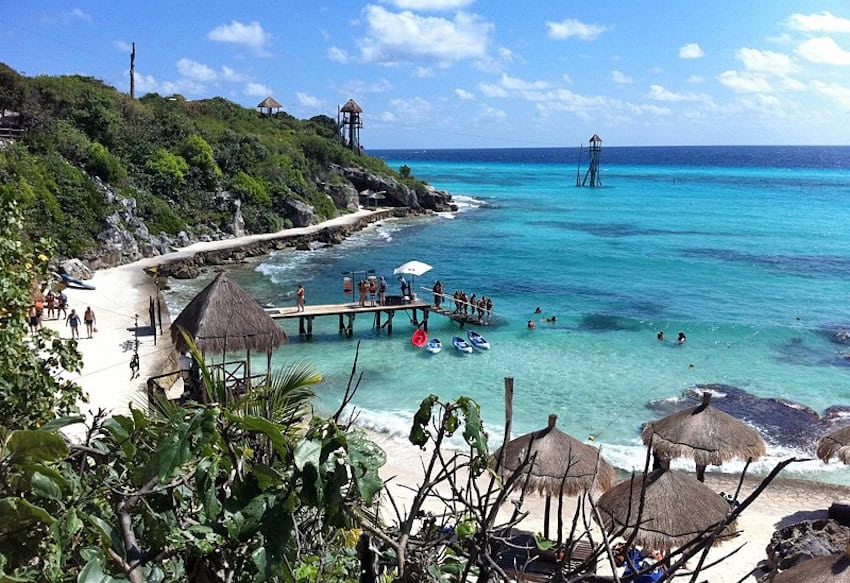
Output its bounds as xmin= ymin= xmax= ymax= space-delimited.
xmin=369 ymin=144 xmax=850 ymax=151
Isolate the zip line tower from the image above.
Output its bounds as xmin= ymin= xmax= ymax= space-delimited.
xmin=581 ymin=134 xmax=603 ymax=187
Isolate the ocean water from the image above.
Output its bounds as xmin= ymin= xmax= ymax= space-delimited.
xmin=166 ymin=147 xmax=850 ymax=483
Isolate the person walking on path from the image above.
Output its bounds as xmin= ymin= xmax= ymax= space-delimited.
xmin=28 ymin=304 xmax=39 ymax=333
xmin=84 ymin=306 xmax=96 ymax=339
xmin=46 ymin=291 xmax=56 ymax=319
xmin=57 ymin=291 xmax=68 ymax=318
xmin=66 ymin=309 xmax=81 ymax=339
xmin=296 ymin=285 xmax=305 ymax=312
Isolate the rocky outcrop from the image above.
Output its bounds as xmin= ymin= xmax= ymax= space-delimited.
xmin=320 ymin=179 xmax=359 ymax=212
xmin=765 ymin=519 xmax=850 ymax=571
xmin=279 ymin=198 xmax=315 ymax=227
xmin=229 ymin=199 xmax=246 ymax=237
xmin=334 ymin=165 xmax=453 ymax=212
xmin=60 ymin=258 xmax=93 ymax=280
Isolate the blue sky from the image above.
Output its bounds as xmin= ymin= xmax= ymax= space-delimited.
xmin=3 ymin=1 xmax=850 ymax=148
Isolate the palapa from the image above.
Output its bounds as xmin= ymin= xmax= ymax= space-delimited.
xmin=256 ymin=96 xmax=282 ymax=109
xmin=773 ymin=552 xmax=850 ymax=583
xmin=171 ymin=272 xmax=286 ymax=355
xmin=494 ymin=414 xmax=615 ymax=497
xmin=596 ymin=469 xmax=734 ymax=551
xmin=817 ymin=426 xmax=850 ymax=464
xmin=642 ymin=392 xmax=766 ymax=469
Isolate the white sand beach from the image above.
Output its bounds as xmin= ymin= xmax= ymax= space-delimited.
xmin=39 ymin=207 xmax=850 ymax=582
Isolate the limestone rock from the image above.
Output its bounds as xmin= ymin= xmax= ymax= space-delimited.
xmin=171 ymin=264 xmax=201 ymax=279
xmin=766 ymin=518 xmax=850 ymax=571
xmin=280 ymin=198 xmax=315 ymax=227
xmin=229 ymin=199 xmax=246 ymax=237
xmin=60 ymin=258 xmax=93 ymax=280
xmin=321 ymin=179 xmax=359 ymax=211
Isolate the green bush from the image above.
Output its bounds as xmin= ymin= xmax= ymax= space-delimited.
xmin=229 ymin=171 xmax=271 ymax=207
xmin=145 ymin=147 xmax=188 ymax=194
xmin=87 ymin=142 xmax=126 ymax=184
xmin=135 ymin=190 xmax=185 ymax=235
xmin=181 ymin=134 xmax=222 ymax=189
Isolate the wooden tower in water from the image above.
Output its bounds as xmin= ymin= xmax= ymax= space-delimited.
xmin=582 ymin=134 xmax=603 ymax=187
xmin=338 ymin=99 xmax=363 ymax=153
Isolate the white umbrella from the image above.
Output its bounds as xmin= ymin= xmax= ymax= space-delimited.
xmin=393 ymin=261 xmax=432 ymax=298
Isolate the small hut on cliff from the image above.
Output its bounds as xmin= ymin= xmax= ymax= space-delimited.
xmin=257 ymin=96 xmax=282 ymax=117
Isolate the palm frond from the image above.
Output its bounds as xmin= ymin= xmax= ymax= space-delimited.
xmin=235 ymin=361 xmax=323 ymax=430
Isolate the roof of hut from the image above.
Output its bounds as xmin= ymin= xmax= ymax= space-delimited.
xmin=170 ymin=272 xmax=286 ymax=354
xmin=340 ymin=99 xmax=363 ymax=113
xmin=641 ymin=392 xmax=766 ymax=466
xmin=257 ymin=96 xmax=282 ymax=109
xmin=773 ymin=552 xmax=850 ymax=583
xmin=596 ymin=469 xmax=734 ymax=550
xmin=817 ymin=426 xmax=850 ymax=464
xmin=589 ymin=134 xmax=602 ymax=143
xmin=493 ymin=414 xmax=615 ymax=497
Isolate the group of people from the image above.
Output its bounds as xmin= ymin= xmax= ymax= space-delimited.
xmin=436 ymin=284 xmax=493 ymax=320
xmin=358 ymin=276 xmax=388 ymax=307
xmin=657 ymin=330 xmax=687 ymax=344
xmin=27 ymin=292 xmax=96 ymax=340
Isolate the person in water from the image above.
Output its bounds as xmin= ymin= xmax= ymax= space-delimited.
xmin=527 ymin=320 xmax=535 ymax=329
xmin=657 ymin=330 xmax=665 ymax=341
xmin=544 ymin=315 xmax=557 ymax=323
xmin=534 ymin=307 xmax=542 ymax=314
xmin=677 ymin=331 xmax=687 ymax=344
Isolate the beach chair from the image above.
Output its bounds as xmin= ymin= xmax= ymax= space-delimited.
xmin=494 ymin=531 xmax=597 ymax=581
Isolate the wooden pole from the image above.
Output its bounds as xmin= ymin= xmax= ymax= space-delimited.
xmin=246 ymin=348 xmax=251 ymax=389
xmin=129 ymin=42 xmax=135 ymax=99
xmin=339 ymin=314 xmax=344 ymax=335
xmin=306 ymin=317 xmax=313 ymax=340
xmin=544 ymin=495 xmax=552 ymax=540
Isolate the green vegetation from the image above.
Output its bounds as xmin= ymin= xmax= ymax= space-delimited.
xmin=0 ymin=63 xmax=413 ymax=259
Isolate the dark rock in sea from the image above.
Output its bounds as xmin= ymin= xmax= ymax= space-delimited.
xmin=645 ymin=383 xmax=845 ymax=450
xmin=578 ymin=313 xmax=644 ymax=332
xmin=172 ymin=265 xmax=201 ymax=280
xmin=765 ymin=519 xmax=850 ymax=571
xmin=295 ymin=242 xmax=312 ymax=251
xmin=820 ymin=325 xmax=850 ymax=346
xmin=279 ymin=198 xmax=315 ymax=227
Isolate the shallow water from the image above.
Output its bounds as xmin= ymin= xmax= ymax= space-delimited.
xmin=166 ymin=147 xmax=850 ymax=483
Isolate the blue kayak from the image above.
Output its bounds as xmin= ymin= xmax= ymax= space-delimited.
xmin=467 ymin=330 xmax=491 ymax=350
xmin=452 ymin=336 xmax=473 ymax=353
xmin=426 ymin=338 xmax=442 ymax=354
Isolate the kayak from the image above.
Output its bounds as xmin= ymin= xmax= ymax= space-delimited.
xmin=425 ymin=338 xmax=442 ymax=354
xmin=452 ymin=336 xmax=473 ymax=354
xmin=58 ymin=273 xmax=96 ymax=290
xmin=411 ymin=328 xmax=428 ymax=348
xmin=467 ymin=330 xmax=491 ymax=350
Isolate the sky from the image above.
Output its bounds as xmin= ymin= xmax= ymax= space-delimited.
xmin=3 ymin=1 xmax=850 ymax=148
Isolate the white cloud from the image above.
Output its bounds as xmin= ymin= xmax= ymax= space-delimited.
xmin=736 ymin=48 xmax=794 ymax=75
xmin=499 ymin=73 xmax=547 ymax=91
xmin=379 ymin=111 xmax=398 ymax=123
xmin=717 ymin=70 xmax=773 ymax=93
xmin=473 ymin=46 xmax=514 ymax=73
xmin=297 ymin=92 xmax=324 ymax=109
xmin=220 ymin=66 xmax=246 ymax=83
xmin=787 ymin=11 xmax=850 ymax=33
xmin=625 ymin=102 xmax=672 ymax=116
xmin=382 ymin=0 xmax=474 ymax=9
xmin=387 ymin=96 xmax=432 ymax=123
xmin=546 ymin=18 xmax=606 ymax=41
xmin=341 ymin=78 xmax=393 ymax=95
xmin=611 ymin=70 xmax=633 ymax=84
xmin=42 ymin=8 xmax=92 ymax=25
xmin=455 ymin=88 xmax=475 ymax=100
xmin=647 ymin=84 xmax=712 ymax=103
xmin=244 ymin=82 xmax=272 ymax=97
xmin=359 ymin=5 xmax=491 ymax=64
xmin=688 ymin=75 xmax=705 ymax=84
xmin=415 ymin=66 xmax=434 ymax=78
xmin=132 ymin=72 xmax=160 ymax=94
xmin=113 ymin=40 xmax=133 ymax=52
xmin=796 ymin=37 xmax=850 ymax=65
xmin=478 ymin=83 xmax=507 ymax=98
xmin=177 ymin=58 xmax=217 ymax=82
xmin=328 ymin=46 xmax=350 ymax=63
xmin=473 ymin=105 xmax=506 ymax=123
xmin=208 ymin=21 xmax=271 ymax=53
xmin=679 ymin=43 xmax=704 ymax=59
xmin=812 ymin=81 xmax=850 ymax=107
xmin=69 ymin=8 xmax=91 ymax=21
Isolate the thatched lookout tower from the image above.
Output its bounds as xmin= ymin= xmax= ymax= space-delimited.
xmin=338 ymin=98 xmax=363 ymax=152
xmin=582 ymin=134 xmax=602 ymax=187
xmin=171 ymin=272 xmax=287 ymax=392
xmin=257 ymin=96 xmax=282 ymax=117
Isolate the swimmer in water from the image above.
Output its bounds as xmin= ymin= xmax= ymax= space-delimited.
xmin=527 ymin=320 xmax=535 ymax=329
xmin=657 ymin=330 xmax=665 ymax=341
xmin=544 ymin=315 xmax=557 ymax=323
xmin=534 ymin=307 xmax=542 ymax=314
xmin=677 ymin=331 xmax=687 ymax=344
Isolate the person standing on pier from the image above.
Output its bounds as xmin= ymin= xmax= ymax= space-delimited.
xmin=368 ymin=278 xmax=377 ymax=306
xmin=433 ymin=281 xmax=443 ymax=308
xmin=296 ymin=284 xmax=305 ymax=312
xmin=378 ymin=276 xmax=387 ymax=305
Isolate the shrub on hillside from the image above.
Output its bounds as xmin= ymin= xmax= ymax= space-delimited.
xmin=87 ymin=142 xmax=126 ymax=184
xmin=229 ymin=171 xmax=271 ymax=207
xmin=145 ymin=148 xmax=188 ymax=195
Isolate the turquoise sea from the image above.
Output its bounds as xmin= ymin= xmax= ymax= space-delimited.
xmin=167 ymin=147 xmax=850 ymax=483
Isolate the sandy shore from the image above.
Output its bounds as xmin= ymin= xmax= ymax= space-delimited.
xmin=367 ymin=430 xmax=850 ymax=582
xmin=40 ymin=206 xmax=850 ymax=582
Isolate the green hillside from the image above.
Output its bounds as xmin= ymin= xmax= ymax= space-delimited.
xmin=0 ymin=63 xmax=419 ymax=259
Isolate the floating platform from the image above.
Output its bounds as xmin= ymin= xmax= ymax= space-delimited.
xmin=430 ymin=306 xmax=491 ymax=328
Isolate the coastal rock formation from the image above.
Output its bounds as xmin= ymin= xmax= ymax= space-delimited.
xmin=320 ymin=179 xmax=359 ymax=211
xmin=335 ymin=165 xmax=453 ymax=212
xmin=60 ymin=258 xmax=93 ymax=280
xmin=229 ymin=199 xmax=246 ymax=237
xmin=279 ymin=198 xmax=315 ymax=227
xmin=645 ymin=384 xmax=850 ymax=450
xmin=765 ymin=519 xmax=850 ymax=571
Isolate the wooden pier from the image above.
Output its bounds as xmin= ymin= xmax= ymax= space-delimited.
xmin=430 ymin=306 xmax=491 ymax=328
xmin=266 ymin=299 xmax=431 ymax=339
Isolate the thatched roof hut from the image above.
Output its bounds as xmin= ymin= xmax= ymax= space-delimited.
xmin=340 ymin=98 xmax=363 ymax=113
xmin=596 ymin=469 xmax=733 ymax=551
xmin=817 ymin=426 xmax=850 ymax=464
xmin=257 ymin=96 xmax=282 ymax=116
xmin=773 ymin=552 xmax=850 ymax=582
xmin=642 ymin=392 xmax=765 ymax=480
xmin=494 ymin=414 xmax=615 ymax=497
xmin=171 ymin=272 xmax=286 ymax=355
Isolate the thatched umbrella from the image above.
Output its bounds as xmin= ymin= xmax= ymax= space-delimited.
xmin=642 ymin=392 xmax=766 ymax=481
xmin=817 ymin=426 xmax=850 ymax=464
xmin=596 ymin=468 xmax=733 ymax=551
xmin=171 ymin=272 xmax=286 ymax=389
xmin=493 ymin=414 xmax=615 ymax=538
xmin=773 ymin=551 xmax=850 ymax=583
